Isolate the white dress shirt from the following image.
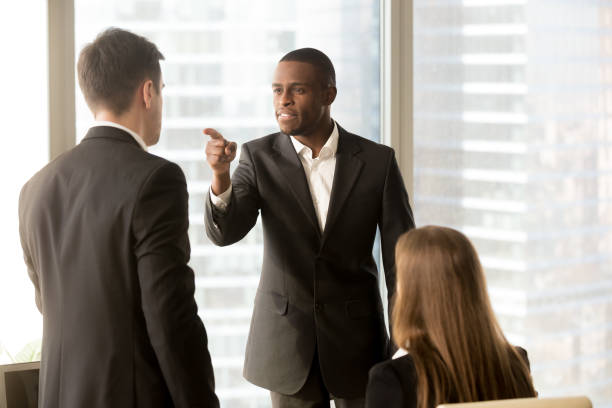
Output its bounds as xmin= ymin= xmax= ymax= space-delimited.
xmin=211 ymin=121 xmax=339 ymax=232
xmin=90 ymin=120 xmax=148 ymax=151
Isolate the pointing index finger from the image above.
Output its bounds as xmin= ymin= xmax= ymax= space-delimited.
xmin=203 ymin=128 xmax=224 ymax=140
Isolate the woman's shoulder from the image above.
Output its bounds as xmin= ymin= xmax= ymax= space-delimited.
xmin=367 ymin=354 xmax=417 ymax=408
xmin=367 ymin=353 xmax=421 ymax=408
xmin=372 ymin=346 xmax=529 ymax=372
xmin=369 ymin=353 xmax=418 ymax=383
xmin=514 ymin=345 xmax=530 ymax=368
xmin=515 ymin=345 xmax=527 ymax=358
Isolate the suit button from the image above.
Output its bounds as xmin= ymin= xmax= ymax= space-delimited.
xmin=315 ymin=303 xmax=324 ymax=312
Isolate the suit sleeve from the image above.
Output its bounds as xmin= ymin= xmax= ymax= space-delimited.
xmin=132 ymin=161 xmax=219 ymax=408
xmin=18 ymin=186 xmax=42 ymax=313
xmin=205 ymin=143 xmax=261 ymax=246
xmin=366 ymin=362 xmax=405 ymax=408
xmin=379 ymin=149 xmax=415 ymax=343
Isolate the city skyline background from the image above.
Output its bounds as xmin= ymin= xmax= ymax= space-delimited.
xmin=414 ymin=0 xmax=612 ymax=406
xmin=0 ymin=1 xmax=610 ymax=407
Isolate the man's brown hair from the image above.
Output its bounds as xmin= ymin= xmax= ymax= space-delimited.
xmin=393 ymin=226 xmax=537 ymax=408
xmin=77 ymin=27 xmax=165 ymax=115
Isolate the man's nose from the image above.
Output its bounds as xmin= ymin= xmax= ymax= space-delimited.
xmin=279 ymin=90 xmax=293 ymax=106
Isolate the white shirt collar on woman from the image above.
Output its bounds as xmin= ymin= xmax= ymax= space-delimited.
xmin=393 ymin=348 xmax=409 ymax=359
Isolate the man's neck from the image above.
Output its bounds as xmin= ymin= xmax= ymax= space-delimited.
xmin=293 ymin=119 xmax=334 ymax=158
xmin=95 ymin=110 xmax=140 ymax=137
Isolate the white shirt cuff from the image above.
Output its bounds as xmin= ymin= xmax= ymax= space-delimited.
xmin=210 ymin=184 xmax=232 ymax=211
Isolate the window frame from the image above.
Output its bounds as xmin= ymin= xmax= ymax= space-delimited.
xmin=381 ymin=0 xmax=414 ymax=204
xmin=48 ymin=0 xmax=76 ymax=161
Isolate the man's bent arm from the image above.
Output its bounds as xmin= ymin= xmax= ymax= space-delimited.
xmin=205 ymin=143 xmax=260 ymax=246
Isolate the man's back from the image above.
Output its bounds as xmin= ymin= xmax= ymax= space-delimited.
xmin=19 ymin=126 xmax=218 ymax=408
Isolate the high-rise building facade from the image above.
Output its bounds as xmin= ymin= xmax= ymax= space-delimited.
xmin=414 ymin=1 xmax=612 ymax=406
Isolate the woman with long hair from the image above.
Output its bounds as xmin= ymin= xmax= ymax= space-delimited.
xmin=366 ymin=226 xmax=536 ymax=408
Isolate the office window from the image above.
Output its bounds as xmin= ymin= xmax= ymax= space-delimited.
xmin=74 ymin=1 xmax=380 ymax=406
xmin=414 ymin=1 xmax=612 ymax=405
xmin=0 ymin=3 xmax=48 ymax=364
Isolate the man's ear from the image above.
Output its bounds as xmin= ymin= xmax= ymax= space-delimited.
xmin=324 ymin=86 xmax=337 ymax=106
xmin=142 ymin=79 xmax=154 ymax=109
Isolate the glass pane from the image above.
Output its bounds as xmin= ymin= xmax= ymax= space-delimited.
xmin=74 ymin=1 xmax=380 ymax=406
xmin=0 ymin=3 xmax=47 ymax=365
xmin=414 ymin=1 xmax=612 ymax=405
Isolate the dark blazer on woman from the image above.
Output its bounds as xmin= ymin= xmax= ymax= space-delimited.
xmin=365 ymin=347 xmax=530 ymax=408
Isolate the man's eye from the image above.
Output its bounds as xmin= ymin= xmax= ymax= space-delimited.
xmin=294 ymin=88 xmax=305 ymax=94
xmin=273 ymin=88 xmax=282 ymax=94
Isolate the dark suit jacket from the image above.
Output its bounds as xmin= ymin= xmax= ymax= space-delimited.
xmin=204 ymin=125 xmax=415 ymax=398
xmin=18 ymin=126 xmax=219 ymax=408
xmin=365 ymin=347 xmax=531 ymax=408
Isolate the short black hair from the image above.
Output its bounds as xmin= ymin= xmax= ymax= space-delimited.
xmin=77 ymin=27 xmax=165 ymax=115
xmin=280 ymin=48 xmax=336 ymax=87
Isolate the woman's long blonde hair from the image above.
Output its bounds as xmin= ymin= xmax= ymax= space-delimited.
xmin=392 ymin=226 xmax=536 ymax=408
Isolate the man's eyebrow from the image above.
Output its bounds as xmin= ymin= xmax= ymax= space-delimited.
xmin=271 ymin=82 xmax=311 ymax=87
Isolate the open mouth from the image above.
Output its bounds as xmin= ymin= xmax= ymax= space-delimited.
xmin=277 ymin=112 xmax=297 ymax=121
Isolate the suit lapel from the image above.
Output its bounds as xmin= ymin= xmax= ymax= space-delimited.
xmin=271 ymin=133 xmax=321 ymax=235
xmin=322 ymin=127 xmax=364 ymax=244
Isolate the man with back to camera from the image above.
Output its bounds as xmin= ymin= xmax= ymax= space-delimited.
xmin=203 ymin=48 xmax=415 ymax=408
xmin=18 ymin=28 xmax=219 ymax=407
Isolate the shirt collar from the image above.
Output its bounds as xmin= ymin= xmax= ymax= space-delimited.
xmin=291 ymin=120 xmax=339 ymax=159
xmin=90 ymin=120 xmax=148 ymax=151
